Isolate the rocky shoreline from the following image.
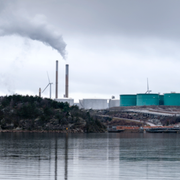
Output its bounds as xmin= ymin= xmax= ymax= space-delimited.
xmin=0 ymin=129 xmax=85 ymax=133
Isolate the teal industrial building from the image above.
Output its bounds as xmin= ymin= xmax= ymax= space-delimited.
xmin=120 ymin=93 xmax=180 ymax=106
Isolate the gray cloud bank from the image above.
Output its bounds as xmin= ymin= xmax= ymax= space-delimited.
xmin=35 ymin=0 xmax=180 ymax=40
xmin=1 ymin=0 xmax=180 ymax=50
xmin=0 ymin=1 xmax=66 ymax=59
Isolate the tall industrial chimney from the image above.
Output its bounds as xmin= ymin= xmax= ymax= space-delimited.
xmin=39 ymin=88 xmax=41 ymax=97
xmin=65 ymin=64 xmax=69 ymax=98
xmin=55 ymin=60 xmax=58 ymax=99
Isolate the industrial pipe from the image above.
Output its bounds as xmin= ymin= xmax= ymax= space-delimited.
xmin=55 ymin=60 xmax=58 ymax=99
xmin=65 ymin=64 xmax=69 ymax=98
xmin=39 ymin=88 xmax=41 ymax=97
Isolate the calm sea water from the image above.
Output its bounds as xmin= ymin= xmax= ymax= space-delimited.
xmin=0 ymin=132 xmax=180 ymax=180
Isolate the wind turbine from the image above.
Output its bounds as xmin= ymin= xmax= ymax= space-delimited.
xmin=145 ymin=78 xmax=152 ymax=94
xmin=42 ymin=72 xmax=53 ymax=99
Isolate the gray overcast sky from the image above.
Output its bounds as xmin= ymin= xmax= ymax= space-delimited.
xmin=0 ymin=0 xmax=180 ymax=102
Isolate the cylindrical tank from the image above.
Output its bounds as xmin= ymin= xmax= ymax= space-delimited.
xmin=159 ymin=95 xmax=164 ymax=105
xmin=164 ymin=93 xmax=180 ymax=106
xmin=120 ymin=95 xmax=136 ymax=106
xmin=136 ymin=94 xmax=159 ymax=106
xmin=81 ymin=99 xmax=108 ymax=110
xmin=109 ymin=99 xmax=120 ymax=108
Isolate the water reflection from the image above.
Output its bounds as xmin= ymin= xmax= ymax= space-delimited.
xmin=64 ymin=133 xmax=68 ymax=180
xmin=55 ymin=136 xmax=57 ymax=180
xmin=54 ymin=133 xmax=68 ymax=180
xmin=0 ymin=133 xmax=180 ymax=179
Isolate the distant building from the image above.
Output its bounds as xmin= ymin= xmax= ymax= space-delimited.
xmin=79 ymin=99 xmax=108 ymax=110
xmin=55 ymin=98 xmax=74 ymax=106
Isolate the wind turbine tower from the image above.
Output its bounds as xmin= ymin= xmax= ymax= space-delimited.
xmin=145 ymin=78 xmax=152 ymax=94
xmin=42 ymin=72 xmax=53 ymax=99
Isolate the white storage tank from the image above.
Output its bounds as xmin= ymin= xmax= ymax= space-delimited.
xmin=80 ymin=99 xmax=108 ymax=110
xmin=109 ymin=99 xmax=120 ymax=108
xmin=78 ymin=100 xmax=84 ymax=109
xmin=55 ymin=98 xmax=74 ymax=106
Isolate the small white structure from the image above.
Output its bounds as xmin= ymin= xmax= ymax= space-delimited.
xmin=80 ymin=99 xmax=108 ymax=110
xmin=78 ymin=100 xmax=83 ymax=109
xmin=109 ymin=99 xmax=120 ymax=108
xmin=55 ymin=98 xmax=74 ymax=106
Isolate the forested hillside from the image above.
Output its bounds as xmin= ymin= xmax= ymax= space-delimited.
xmin=0 ymin=95 xmax=106 ymax=133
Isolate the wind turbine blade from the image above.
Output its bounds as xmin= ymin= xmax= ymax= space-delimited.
xmin=42 ymin=83 xmax=50 ymax=93
xmin=47 ymin=71 xmax=50 ymax=83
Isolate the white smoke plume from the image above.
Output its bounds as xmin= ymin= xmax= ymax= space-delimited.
xmin=0 ymin=2 xmax=67 ymax=59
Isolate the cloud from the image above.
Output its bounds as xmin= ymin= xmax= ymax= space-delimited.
xmin=1 ymin=0 xmax=180 ymax=99
xmin=0 ymin=1 xmax=67 ymax=59
xmin=37 ymin=0 xmax=180 ymax=40
xmin=0 ymin=73 xmax=15 ymax=94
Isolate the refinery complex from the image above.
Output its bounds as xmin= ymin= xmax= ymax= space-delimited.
xmin=45 ymin=61 xmax=180 ymax=110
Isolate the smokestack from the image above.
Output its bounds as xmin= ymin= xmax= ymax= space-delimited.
xmin=55 ymin=60 xmax=58 ymax=99
xmin=39 ymin=88 xmax=41 ymax=97
xmin=65 ymin=64 xmax=69 ymax=98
